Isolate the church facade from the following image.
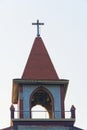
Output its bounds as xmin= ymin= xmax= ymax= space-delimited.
xmin=2 ymin=20 xmax=83 ymax=130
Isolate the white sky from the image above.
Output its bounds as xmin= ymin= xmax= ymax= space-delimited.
xmin=0 ymin=0 xmax=87 ymax=129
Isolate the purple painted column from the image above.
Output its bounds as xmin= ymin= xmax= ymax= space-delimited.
xmin=70 ymin=105 xmax=76 ymax=118
xmin=10 ymin=104 xmax=15 ymax=119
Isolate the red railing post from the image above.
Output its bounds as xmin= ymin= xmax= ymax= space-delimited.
xmin=10 ymin=104 xmax=15 ymax=119
xmin=70 ymin=105 xmax=76 ymax=118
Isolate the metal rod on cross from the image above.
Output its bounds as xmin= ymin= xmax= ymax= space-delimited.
xmin=32 ymin=20 xmax=44 ymax=37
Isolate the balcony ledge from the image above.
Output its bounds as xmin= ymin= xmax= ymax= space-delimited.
xmin=12 ymin=118 xmax=75 ymax=127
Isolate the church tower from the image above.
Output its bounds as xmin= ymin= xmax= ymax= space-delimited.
xmin=10 ymin=20 xmax=83 ymax=130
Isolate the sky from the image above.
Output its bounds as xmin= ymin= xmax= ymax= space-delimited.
xmin=0 ymin=0 xmax=87 ymax=129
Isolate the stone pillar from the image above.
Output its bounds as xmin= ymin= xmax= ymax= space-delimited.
xmin=10 ymin=104 xmax=15 ymax=119
xmin=70 ymin=105 xmax=76 ymax=118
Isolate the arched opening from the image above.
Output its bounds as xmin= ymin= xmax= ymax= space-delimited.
xmin=31 ymin=105 xmax=49 ymax=119
xmin=30 ymin=87 xmax=54 ymax=119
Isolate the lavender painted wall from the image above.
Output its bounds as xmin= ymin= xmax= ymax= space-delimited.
xmin=18 ymin=125 xmax=68 ymax=130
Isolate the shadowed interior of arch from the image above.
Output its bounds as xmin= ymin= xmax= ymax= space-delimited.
xmin=31 ymin=105 xmax=49 ymax=119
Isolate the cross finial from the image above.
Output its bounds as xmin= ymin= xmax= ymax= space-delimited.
xmin=32 ymin=20 xmax=44 ymax=37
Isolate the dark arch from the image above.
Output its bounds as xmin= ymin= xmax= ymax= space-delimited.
xmin=30 ymin=86 xmax=54 ymax=118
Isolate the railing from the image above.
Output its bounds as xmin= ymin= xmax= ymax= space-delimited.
xmin=10 ymin=105 xmax=76 ymax=120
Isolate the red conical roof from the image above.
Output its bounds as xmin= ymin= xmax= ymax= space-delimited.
xmin=22 ymin=37 xmax=59 ymax=80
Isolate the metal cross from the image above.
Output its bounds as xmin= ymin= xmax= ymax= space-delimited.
xmin=32 ymin=20 xmax=44 ymax=37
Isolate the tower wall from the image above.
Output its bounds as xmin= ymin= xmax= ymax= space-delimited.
xmin=19 ymin=84 xmax=61 ymax=119
xmin=17 ymin=125 xmax=69 ymax=130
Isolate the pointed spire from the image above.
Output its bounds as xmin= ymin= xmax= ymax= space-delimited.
xmin=22 ymin=37 xmax=59 ymax=80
